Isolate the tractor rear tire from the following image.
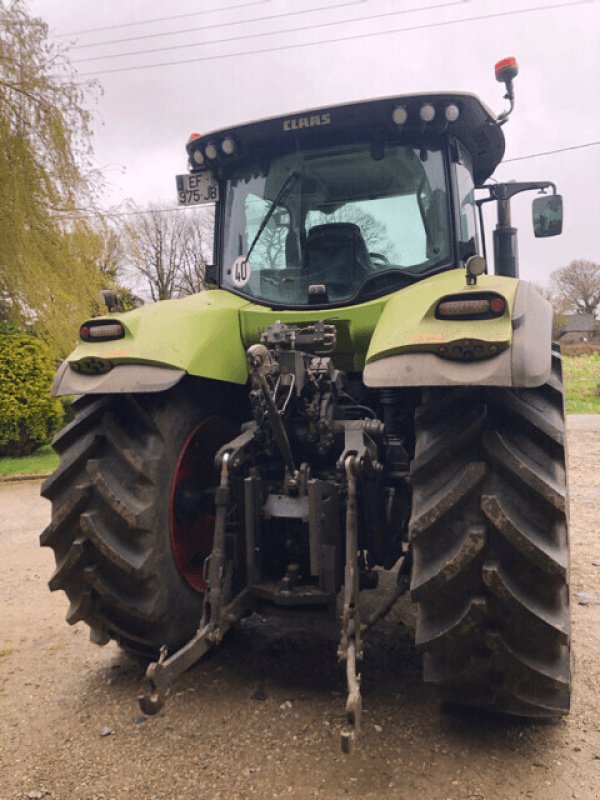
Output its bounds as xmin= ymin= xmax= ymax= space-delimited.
xmin=40 ymin=380 xmax=240 ymax=657
xmin=409 ymin=349 xmax=570 ymax=716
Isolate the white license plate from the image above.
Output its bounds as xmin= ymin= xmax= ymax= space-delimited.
xmin=175 ymin=172 xmax=219 ymax=206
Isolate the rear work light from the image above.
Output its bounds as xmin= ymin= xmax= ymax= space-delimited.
xmin=436 ymin=293 xmax=506 ymax=320
xmin=79 ymin=321 xmax=125 ymax=342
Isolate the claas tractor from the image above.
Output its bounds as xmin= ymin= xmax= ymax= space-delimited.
xmin=41 ymin=58 xmax=570 ymax=751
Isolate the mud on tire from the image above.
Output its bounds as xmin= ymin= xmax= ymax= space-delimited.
xmin=409 ymin=349 xmax=570 ymax=716
xmin=40 ymin=379 xmax=241 ymax=657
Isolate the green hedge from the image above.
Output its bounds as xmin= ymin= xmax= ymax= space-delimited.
xmin=0 ymin=329 xmax=64 ymax=456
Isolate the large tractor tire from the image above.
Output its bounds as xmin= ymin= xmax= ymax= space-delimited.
xmin=41 ymin=380 xmax=240 ymax=657
xmin=409 ymin=349 xmax=570 ymax=716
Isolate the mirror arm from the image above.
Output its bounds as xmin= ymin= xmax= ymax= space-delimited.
xmin=478 ymin=181 xmax=557 ymax=234
xmin=475 ymin=195 xmax=495 ymax=266
xmin=474 ymin=180 xmax=563 ymax=275
xmin=484 ymin=181 xmax=556 ymax=204
xmin=476 ymin=182 xmax=556 ymax=279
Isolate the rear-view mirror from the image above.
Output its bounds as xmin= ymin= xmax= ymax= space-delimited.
xmin=532 ymin=194 xmax=563 ymax=237
xmin=204 ymin=264 xmax=217 ymax=286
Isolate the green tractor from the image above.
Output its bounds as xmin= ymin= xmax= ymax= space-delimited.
xmin=41 ymin=59 xmax=570 ymax=751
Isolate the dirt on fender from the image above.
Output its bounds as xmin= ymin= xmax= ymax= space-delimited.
xmin=0 ymin=416 xmax=599 ymax=800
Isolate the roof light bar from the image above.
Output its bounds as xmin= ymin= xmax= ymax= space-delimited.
xmin=444 ymin=103 xmax=460 ymax=122
xmin=391 ymin=102 xmax=461 ymax=128
xmin=392 ymin=106 xmax=408 ymax=126
xmin=419 ymin=103 xmax=436 ymax=122
xmin=221 ymin=137 xmax=236 ymax=155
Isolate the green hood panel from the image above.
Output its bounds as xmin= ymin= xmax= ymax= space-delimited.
xmin=68 ymin=291 xmax=250 ymax=385
xmin=239 ymin=295 xmax=388 ymax=373
xmin=365 ymin=271 xmax=518 ymax=364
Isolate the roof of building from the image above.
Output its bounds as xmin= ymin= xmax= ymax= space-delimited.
xmin=563 ymin=313 xmax=596 ymax=333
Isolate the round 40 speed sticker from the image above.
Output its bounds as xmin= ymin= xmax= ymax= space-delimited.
xmin=231 ymin=256 xmax=251 ymax=288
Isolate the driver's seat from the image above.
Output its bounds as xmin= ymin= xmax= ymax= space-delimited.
xmin=304 ymin=223 xmax=372 ymax=287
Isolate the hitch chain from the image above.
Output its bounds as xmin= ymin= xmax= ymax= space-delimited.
xmin=138 ymin=452 xmax=250 ymax=716
xmin=339 ymin=455 xmax=363 ymax=754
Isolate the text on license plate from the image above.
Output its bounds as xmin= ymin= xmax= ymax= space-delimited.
xmin=175 ymin=173 xmax=219 ymax=206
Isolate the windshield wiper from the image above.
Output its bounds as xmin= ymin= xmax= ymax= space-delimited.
xmin=244 ymin=171 xmax=299 ymax=263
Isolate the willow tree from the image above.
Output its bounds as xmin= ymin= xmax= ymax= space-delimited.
xmin=0 ymin=0 xmax=104 ymax=357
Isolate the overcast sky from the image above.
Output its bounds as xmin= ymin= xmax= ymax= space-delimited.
xmin=29 ymin=0 xmax=600 ymax=286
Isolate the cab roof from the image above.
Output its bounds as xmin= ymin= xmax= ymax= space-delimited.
xmin=186 ymin=92 xmax=505 ymax=185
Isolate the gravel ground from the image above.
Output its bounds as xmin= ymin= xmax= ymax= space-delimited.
xmin=0 ymin=416 xmax=599 ymax=800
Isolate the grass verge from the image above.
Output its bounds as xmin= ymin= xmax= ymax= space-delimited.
xmin=562 ymin=353 xmax=600 ymax=414
xmin=0 ymin=444 xmax=58 ymax=478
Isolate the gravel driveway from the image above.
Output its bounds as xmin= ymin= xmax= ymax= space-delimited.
xmin=0 ymin=416 xmax=599 ymax=800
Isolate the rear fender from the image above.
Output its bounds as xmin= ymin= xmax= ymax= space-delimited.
xmin=363 ymin=273 xmax=552 ymax=388
xmin=52 ymin=291 xmax=250 ymax=396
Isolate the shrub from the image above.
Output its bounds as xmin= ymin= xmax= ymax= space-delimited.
xmin=0 ymin=329 xmax=64 ymax=456
xmin=560 ymin=342 xmax=600 ymax=357
xmin=59 ymin=394 xmax=76 ymax=425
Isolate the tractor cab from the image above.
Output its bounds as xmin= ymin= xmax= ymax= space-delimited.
xmin=179 ymin=93 xmax=505 ymax=309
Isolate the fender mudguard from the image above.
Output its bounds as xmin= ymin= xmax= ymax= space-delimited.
xmin=363 ymin=272 xmax=552 ymax=388
xmin=52 ymin=291 xmax=250 ymax=396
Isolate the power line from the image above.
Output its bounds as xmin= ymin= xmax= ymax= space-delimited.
xmin=503 ymin=140 xmax=600 ymax=163
xmin=79 ymin=0 xmax=593 ymax=76
xmin=55 ymin=0 xmax=269 ymax=38
xmin=62 ymin=137 xmax=600 ymax=220
xmin=69 ymin=0 xmax=367 ymax=50
xmin=73 ymin=0 xmax=468 ymax=65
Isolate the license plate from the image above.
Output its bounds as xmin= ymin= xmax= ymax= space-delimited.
xmin=175 ymin=172 xmax=219 ymax=206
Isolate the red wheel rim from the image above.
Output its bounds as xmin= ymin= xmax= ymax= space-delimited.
xmin=169 ymin=416 xmax=237 ymax=592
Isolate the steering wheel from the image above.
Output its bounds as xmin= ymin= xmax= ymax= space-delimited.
xmin=258 ymin=272 xmax=280 ymax=286
xmin=258 ymin=271 xmax=298 ymax=287
xmin=369 ymin=252 xmax=390 ymax=266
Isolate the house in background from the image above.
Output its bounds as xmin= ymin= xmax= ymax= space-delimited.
xmin=559 ymin=313 xmax=597 ymax=343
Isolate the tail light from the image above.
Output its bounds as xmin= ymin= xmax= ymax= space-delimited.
xmin=79 ymin=320 xmax=125 ymax=342
xmin=436 ymin=293 xmax=506 ymax=320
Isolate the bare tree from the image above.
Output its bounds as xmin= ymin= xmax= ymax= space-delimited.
xmin=530 ymin=281 xmax=554 ymax=304
xmin=309 ymin=205 xmax=397 ymax=260
xmin=178 ymin=208 xmax=214 ymax=293
xmin=244 ymin=197 xmax=287 ymax=269
xmin=550 ymin=259 xmax=600 ymax=318
xmin=124 ymin=204 xmax=213 ymax=301
xmin=530 ymin=281 xmax=570 ymax=313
